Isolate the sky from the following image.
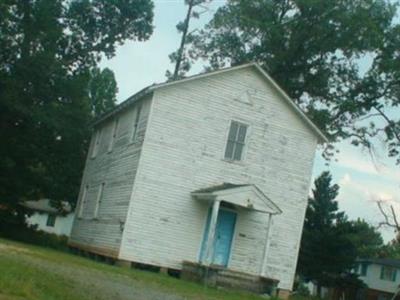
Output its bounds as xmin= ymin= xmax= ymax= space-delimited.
xmin=100 ymin=0 xmax=400 ymax=242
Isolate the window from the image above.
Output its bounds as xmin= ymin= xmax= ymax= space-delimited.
xmin=94 ymin=183 xmax=105 ymax=219
xmin=131 ymin=104 xmax=142 ymax=142
xmin=46 ymin=214 xmax=56 ymax=227
xmin=380 ymin=266 xmax=397 ymax=281
xmin=360 ymin=262 xmax=368 ymax=276
xmin=78 ymin=185 xmax=88 ymax=218
xmin=91 ymin=129 xmax=102 ymax=158
xmin=224 ymin=121 xmax=248 ymax=161
xmin=108 ymin=118 xmax=119 ymax=152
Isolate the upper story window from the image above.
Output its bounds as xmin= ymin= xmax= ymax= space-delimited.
xmin=108 ymin=118 xmax=119 ymax=152
xmin=91 ymin=129 xmax=102 ymax=158
xmin=131 ymin=104 xmax=142 ymax=142
xmin=380 ymin=265 xmax=397 ymax=282
xmin=224 ymin=121 xmax=248 ymax=161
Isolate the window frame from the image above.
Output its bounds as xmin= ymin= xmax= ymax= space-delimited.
xmin=224 ymin=120 xmax=249 ymax=161
xmin=108 ymin=118 xmax=119 ymax=153
xmin=380 ymin=265 xmax=397 ymax=282
xmin=78 ymin=184 xmax=88 ymax=218
xmin=46 ymin=214 xmax=56 ymax=227
xmin=360 ymin=262 xmax=368 ymax=276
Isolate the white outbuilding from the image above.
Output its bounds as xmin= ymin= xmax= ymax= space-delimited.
xmin=69 ymin=63 xmax=327 ymax=298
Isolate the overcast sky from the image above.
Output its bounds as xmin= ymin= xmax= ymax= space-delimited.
xmin=101 ymin=0 xmax=400 ymax=242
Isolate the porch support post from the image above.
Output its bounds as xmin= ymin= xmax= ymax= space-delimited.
xmin=204 ymin=199 xmax=221 ymax=265
xmin=260 ymin=213 xmax=272 ymax=276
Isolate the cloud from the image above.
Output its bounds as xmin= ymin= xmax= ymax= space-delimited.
xmin=337 ymin=173 xmax=399 ymax=204
xmin=333 ymin=147 xmax=400 ymax=186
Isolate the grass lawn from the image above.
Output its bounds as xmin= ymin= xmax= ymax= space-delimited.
xmin=0 ymin=238 xmax=284 ymax=300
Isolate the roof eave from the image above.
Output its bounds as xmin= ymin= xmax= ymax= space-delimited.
xmin=91 ymin=86 xmax=155 ymax=127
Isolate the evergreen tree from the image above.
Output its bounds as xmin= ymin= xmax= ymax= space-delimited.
xmin=298 ymin=172 xmax=383 ymax=296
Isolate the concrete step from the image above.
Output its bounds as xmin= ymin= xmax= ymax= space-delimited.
xmin=218 ymin=269 xmax=260 ymax=282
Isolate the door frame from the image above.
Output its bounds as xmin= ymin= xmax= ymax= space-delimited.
xmin=198 ymin=204 xmax=238 ymax=267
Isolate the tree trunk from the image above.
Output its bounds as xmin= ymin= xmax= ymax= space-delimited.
xmin=172 ymin=0 xmax=195 ymax=80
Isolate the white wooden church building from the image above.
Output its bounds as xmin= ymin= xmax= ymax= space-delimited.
xmin=69 ymin=63 xmax=327 ymax=298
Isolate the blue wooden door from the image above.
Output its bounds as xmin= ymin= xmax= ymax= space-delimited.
xmin=200 ymin=208 xmax=236 ymax=267
xmin=213 ymin=209 xmax=236 ymax=266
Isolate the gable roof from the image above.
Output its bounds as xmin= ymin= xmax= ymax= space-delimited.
xmin=192 ymin=183 xmax=250 ymax=193
xmin=94 ymin=63 xmax=328 ymax=143
xmin=192 ymin=183 xmax=282 ymax=215
xmin=358 ymin=258 xmax=400 ymax=269
xmin=21 ymin=199 xmax=72 ymax=214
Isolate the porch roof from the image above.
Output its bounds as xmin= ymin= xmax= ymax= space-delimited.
xmin=191 ymin=183 xmax=282 ymax=215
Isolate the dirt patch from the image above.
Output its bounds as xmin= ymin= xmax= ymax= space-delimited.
xmin=0 ymin=243 xmax=32 ymax=254
xmin=1 ymin=244 xmax=183 ymax=300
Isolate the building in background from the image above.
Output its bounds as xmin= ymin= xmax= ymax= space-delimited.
xmin=22 ymin=199 xmax=74 ymax=236
xmin=355 ymin=258 xmax=400 ymax=300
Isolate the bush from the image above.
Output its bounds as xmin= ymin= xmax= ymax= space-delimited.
xmin=0 ymin=221 xmax=68 ymax=251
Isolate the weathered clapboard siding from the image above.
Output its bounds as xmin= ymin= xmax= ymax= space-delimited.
xmin=118 ymin=67 xmax=318 ymax=290
xmin=69 ymin=96 xmax=152 ymax=255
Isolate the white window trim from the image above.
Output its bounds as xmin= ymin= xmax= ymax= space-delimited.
xmin=108 ymin=118 xmax=119 ymax=153
xmin=78 ymin=184 xmax=88 ymax=218
xmin=93 ymin=183 xmax=105 ymax=219
xmin=131 ymin=104 xmax=142 ymax=143
xmin=223 ymin=120 xmax=249 ymax=162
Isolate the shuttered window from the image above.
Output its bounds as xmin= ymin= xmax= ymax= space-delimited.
xmin=360 ymin=263 xmax=368 ymax=276
xmin=224 ymin=121 xmax=248 ymax=161
xmin=380 ymin=266 xmax=397 ymax=281
xmin=91 ymin=129 xmax=102 ymax=158
xmin=108 ymin=118 xmax=119 ymax=152
xmin=46 ymin=214 xmax=56 ymax=227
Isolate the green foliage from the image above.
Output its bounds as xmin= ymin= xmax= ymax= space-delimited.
xmin=339 ymin=218 xmax=383 ymax=258
xmin=293 ymin=280 xmax=311 ymax=297
xmin=186 ymin=0 xmax=400 ymax=162
xmin=298 ymin=172 xmax=383 ymax=292
xmin=0 ymin=0 xmax=154 ymax=222
xmin=0 ymin=223 xmax=68 ymax=251
xmin=88 ymin=67 xmax=118 ymax=117
xmin=378 ymin=240 xmax=400 ymax=259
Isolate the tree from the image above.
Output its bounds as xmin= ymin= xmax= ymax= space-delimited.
xmin=0 ymin=0 xmax=154 ymax=224
xmin=88 ymin=68 xmax=118 ymax=118
xmin=298 ymin=172 xmax=383 ymax=296
xmin=185 ymin=0 xmax=400 ymax=162
xmin=166 ymin=0 xmax=210 ymax=80
xmin=342 ymin=219 xmax=383 ymax=259
xmin=378 ymin=240 xmax=400 ymax=259
xmin=299 ymin=172 xmax=351 ymax=295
